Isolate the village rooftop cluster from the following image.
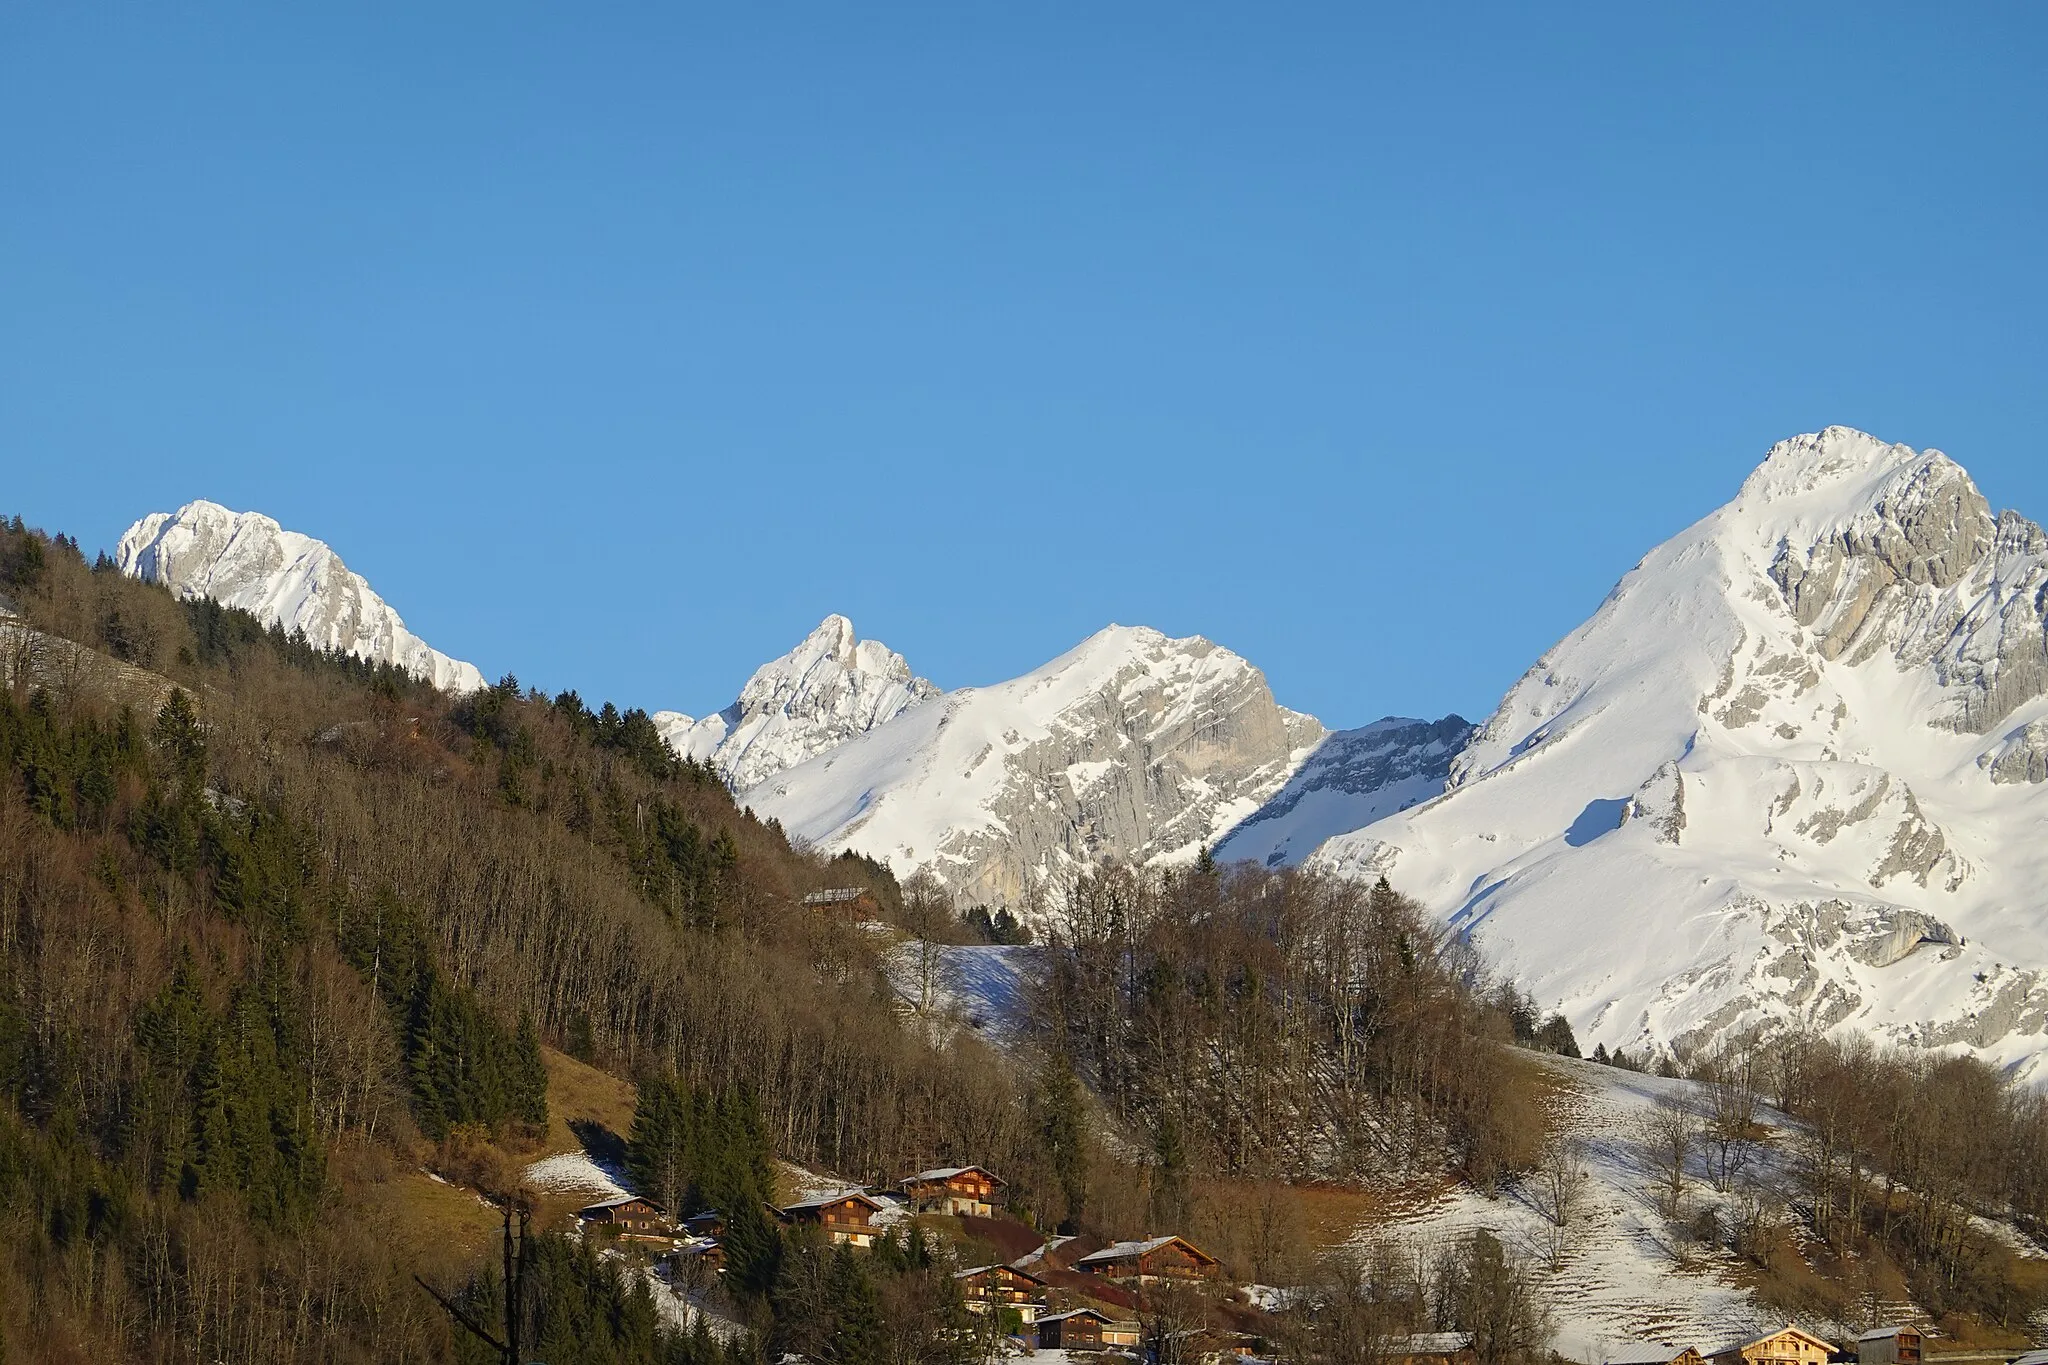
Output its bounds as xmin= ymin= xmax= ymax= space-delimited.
xmin=574 ymin=1163 xmax=1230 ymax=1350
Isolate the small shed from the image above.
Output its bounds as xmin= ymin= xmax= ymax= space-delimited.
xmin=900 ymin=1165 xmax=1005 ymax=1217
xmin=802 ymin=887 xmax=879 ymax=920
xmin=1387 ymin=1331 xmax=1478 ymax=1365
xmin=1038 ymin=1307 xmax=1141 ymax=1349
xmin=1606 ymin=1346 xmax=1706 ymax=1365
xmin=1856 ymin=1328 xmax=1923 ymax=1365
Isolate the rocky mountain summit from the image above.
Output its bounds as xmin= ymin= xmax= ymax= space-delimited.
xmin=1312 ymin=428 xmax=2048 ymax=1079
xmin=1212 ymin=714 xmax=1474 ymax=869
xmin=117 ymin=500 xmax=484 ymax=692
xmin=653 ymin=615 xmax=939 ymax=790
xmin=743 ymin=625 xmax=1328 ymax=907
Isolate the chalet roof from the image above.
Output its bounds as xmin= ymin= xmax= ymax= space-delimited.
xmin=951 ymin=1263 xmax=1045 ymax=1285
xmin=802 ymin=887 xmax=870 ymax=904
xmin=779 ymin=1187 xmax=883 ymax=1214
xmin=1077 ymin=1234 xmax=1217 ymax=1266
xmin=1855 ymin=1328 xmax=1918 ymax=1343
xmin=1038 ymin=1308 xmax=1115 ymax=1326
xmin=1713 ymin=1326 xmax=1835 ymax=1356
xmin=673 ymin=1236 xmax=721 ymax=1257
xmin=1011 ymin=1235 xmax=1075 ymax=1270
xmin=2010 ymin=1351 xmax=2048 ymax=1365
xmin=1390 ymin=1332 xmax=1476 ymax=1354
xmin=901 ymin=1164 xmax=1005 ymax=1187
xmin=577 ymin=1194 xmax=665 ymax=1216
xmin=1607 ymin=1345 xmax=1688 ymax=1365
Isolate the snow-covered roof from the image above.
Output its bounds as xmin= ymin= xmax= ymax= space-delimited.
xmin=1389 ymin=1332 xmax=1475 ymax=1354
xmin=1606 ymin=1345 xmax=1686 ymax=1365
xmin=2009 ymin=1351 xmax=2048 ymax=1365
xmin=802 ymin=887 xmax=870 ymax=904
xmin=778 ymin=1187 xmax=882 ymax=1213
xmin=578 ymin=1194 xmax=664 ymax=1214
xmin=901 ymin=1164 xmax=1003 ymax=1186
xmin=1038 ymin=1308 xmax=1114 ymax=1325
xmin=951 ymin=1263 xmax=1043 ymax=1284
xmin=1856 ymin=1328 xmax=1919 ymax=1342
xmin=1077 ymin=1234 xmax=1214 ymax=1265
xmin=1011 ymin=1235 xmax=1074 ymax=1269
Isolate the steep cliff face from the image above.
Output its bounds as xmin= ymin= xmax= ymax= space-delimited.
xmin=1211 ymin=715 xmax=1473 ymax=868
xmin=743 ymin=625 xmax=1325 ymax=908
xmin=1311 ymin=429 xmax=2048 ymax=1080
xmin=116 ymin=501 xmax=484 ymax=692
xmin=654 ymin=615 xmax=938 ymax=790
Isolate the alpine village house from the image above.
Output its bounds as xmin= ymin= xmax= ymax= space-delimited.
xmin=900 ymin=1165 xmax=1004 ymax=1217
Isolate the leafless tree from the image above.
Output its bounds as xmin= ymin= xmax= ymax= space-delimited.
xmin=1641 ymin=1095 xmax=1700 ymax=1218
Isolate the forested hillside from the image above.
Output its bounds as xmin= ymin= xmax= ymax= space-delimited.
xmin=0 ymin=515 xmax=1054 ymax=1360
xmin=0 ymin=513 xmax=1560 ymax=1362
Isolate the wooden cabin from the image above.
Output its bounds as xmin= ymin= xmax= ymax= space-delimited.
xmin=899 ymin=1165 xmax=1005 ymax=1217
xmin=1856 ymin=1329 xmax=1922 ymax=1365
xmin=952 ymin=1264 xmax=1046 ymax=1325
xmin=669 ymin=1236 xmax=725 ymax=1274
xmin=575 ymin=1195 xmax=672 ymax=1241
xmin=1075 ymin=1234 xmax=1220 ymax=1284
xmin=1037 ymin=1307 xmax=1140 ymax=1350
xmin=1386 ymin=1332 xmax=1478 ymax=1365
xmin=682 ymin=1210 xmax=726 ymax=1239
xmin=802 ymin=887 xmax=879 ymax=920
xmin=1709 ymin=1326 xmax=1836 ymax=1365
xmin=775 ymin=1189 xmax=884 ymax=1247
xmin=1607 ymin=1346 xmax=1706 ymax=1365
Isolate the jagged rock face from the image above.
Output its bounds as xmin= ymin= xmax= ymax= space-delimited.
xmin=1312 ymin=428 xmax=2048 ymax=1083
xmin=744 ymin=625 xmax=1324 ymax=909
xmin=654 ymin=615 xmax=938 ymax=790
xmin=1211 ymin=715 xmax=1473 ymax=867
xmin=117 ymin=501 xmax=484 ymax=692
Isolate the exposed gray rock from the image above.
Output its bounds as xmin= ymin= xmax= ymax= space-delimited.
xmin=1984 ymin=718 xmax=2048 ymax=784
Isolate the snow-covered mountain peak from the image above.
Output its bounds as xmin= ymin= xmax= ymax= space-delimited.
xmin=117 ymin=499 xmax=484 ymax=692
xmin=1309 ymin=430 xmax=2048 ymax=1080
xmin=655 ymin=615 xmax=939 ymax=790
xmin=746 ymin=623 xmax=1326 ymax=907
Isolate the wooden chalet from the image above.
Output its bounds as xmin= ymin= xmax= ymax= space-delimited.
xmin=1855 ymin=1329 xmax=1922 ymax=1365
xmin=802 ymin=887 xmax=879 ymax=920
xmin=1386 ymin=1332 xmax=1477 ymax=1365
xmin=899 ymin=1164 xmax=1004 ymax=1217
xmin=576 ymin=1195 xmax=674 ymax=1242
xmin=1606 ymin=1346 xmax=1706 ymax=1365
xmin=1075 ymin=1234 xmax=1220 ymax=1284
xmin=1037 ymin=1307 xmax=1140 ymax=1350
xmin=951 ymin=1264 xmax=1046 ymax=1325
xmin=775 ymin=1189 xmax=884 ymax=1247
xmin=1709 ymin=1326 xmax=1836 ymax=1365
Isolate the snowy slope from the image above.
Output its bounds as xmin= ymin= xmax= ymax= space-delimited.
xmin=1312 ymin=429 xmax=2048 ymax=1080
xmin=1214 ymin=715 xmax=1474 ymax=868
xmin=654 ymin=615 xmax=937 ymax=790
xmin=1369 ymin=1058 xmax=1810 ymax=1361
xmin=117 ymin=500 xmax=484 ymax=692
xmin=744 ymin=625 xmax=1326 ymax=907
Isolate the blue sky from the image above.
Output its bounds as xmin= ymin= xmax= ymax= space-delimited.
xmin=4 ymin=5 xmax=2044 ymax=727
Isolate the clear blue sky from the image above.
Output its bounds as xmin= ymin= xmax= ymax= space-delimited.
xmin=5 ymin=5 xmax=2045 ymax=727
